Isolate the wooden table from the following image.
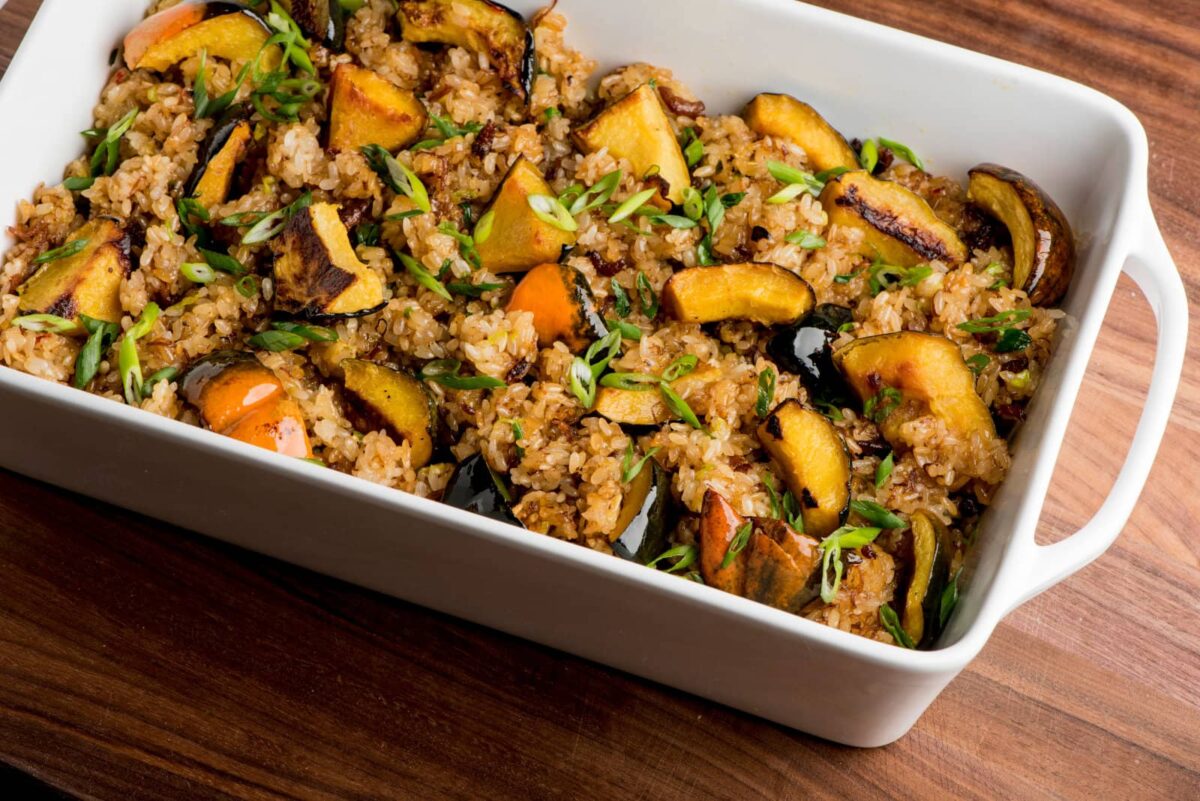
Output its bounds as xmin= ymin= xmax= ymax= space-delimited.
xmin=1 ymin=0 xmax=1197 ymax=797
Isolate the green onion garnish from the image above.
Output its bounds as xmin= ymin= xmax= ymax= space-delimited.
xmin=661 ymin=354 xmax=698 ymax=382
xmin=32 ymin=238 xmax=89 ymax=264
xmin=877 ymin=137 xmax=924 ymax=171
xmin=11 ymin=314 xmax=79 ymax=333
xmin=608 ymin=188 xmax=658 ymax=224
xmin=785 ymin=230 xmax=826 ymax=249
xmin=420 ymin=359 xmax=506 ymax=391
xmin=720 ymin=522 xmax=753 ymax=569
xmin=119 ymin=303 xmax=161 ymax=405
xmin=527 ymin=193 xmax=579 ymax=232
xmin=879 ymin=603 xmax=916 ymax=648
xmin=756 ymin=367 xmax=776 ymax=419
xmin=621 ymin=442 xmax=661 ymax=484
xmin=181 ymin=262 xmax=216 ymax=284
xmin=647 ymin=543 xmax=699 ymax=574
xmin=361 ymin=144 xmax=432 ymax=213
xmin=875 ymin=451 xmax=895 ymax=488
xmin=397 ymin=250 xmax=452 ymax=301
xmin=850 ymin=499 xmax=905 ymax=529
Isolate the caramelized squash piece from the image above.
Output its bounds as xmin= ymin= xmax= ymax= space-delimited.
xmin=575 ymin=84 xmax=690 ymax=204
xmin=185 ymin=111 xmax=252 ymax=210
xmin=273 ymin=202 xmax=386 ymax=319
xmin=699 ymin=489 xmax=748 ymax=594
xmin=663 ymin=263 xmax=815 ymax=325
xmin=506 ymin=263 xmax=606 ymax=351
xmin=744 ymin=93 xmax=859 ymax=174
xmin=124 ymin=1 xmax=280 ymax=72
xmin=967 ymin=163 xmax=1075 ymax=305
xmin=757 ymin=400 xmax=851 ymax=538
xmin=280 ymin=0 xmax=344 ymax=48
xmin=397 ymin=0 xmax=534 ymax=99
xmin=611 ymin=462 xmax=672 ymax=563
xmin=476 ymin=156 xmax=577 ymax=273
xmin=18 ymin=218 xmax=131 ymax=328
xmin=594 ymin=365 xmax=721 ymax=426
xmin=833 ymin=332 xmax=995 ymax=448
xmin=182 ymin=351 xmax=313 ymax=458
xmin=342 ymin=359 xmax=437 ymax=468
xmin=902 ymin=511 xmax=952 ymax=647
xmin=328 ymin=64 xmax=427 ymax=153
xmin=442 ymin=453 xmax=522 ymax=526
xmin=820 ymin=171 xmax=967 ymax=266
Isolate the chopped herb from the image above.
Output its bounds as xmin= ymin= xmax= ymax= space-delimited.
xmin=510 ymin=418 xmax=526 ymax=459
xmin=240 ymin=191 xmax=313 ymax=245
xmin=1006 ymin=369 xmax=1032 ymax=391
xmin=181 ymin=262 xmax=216 ymax=284
xmin=661 ymin=354 xmax=698 ymax=382
xmin=543 ymin=106 xmax=561 ymax=121
xmin=837 ymin=321 xmax=855 ymax=334
xmin=413 ymin=113 xmax=483 ymax=149
xmin=756 ymin=367 xmax=776 ymax=418
xmin=235 ymin=274 xmax=259 ymax=298
xmin=249 ymin=329 xmax=308 ymax=351
xmin=354 ymin=222 xmax=381 ymax=247
xmin=140 ymin=366 xmax=180 ymax=399
xmin=782 ymin=490 xmax=804 ymax=531
xmin=473 ymin=209 xmax=496 ymax=245
xmin=119 ymin=303 xmax=161 ymax=405
xmin=64 ymin=176 xmax=95 ymax=191
xmin=527 ymin=193 xmax=579 ymax=232
xmin=766 ymin=160 xmax=822 ymax=196
xmin=819 ymin=525 xmax=883 ymax=603
xmin=385 ymin=209 xmax=425 ymax=222
xmin=879 ymin=603 xmax=915 ymax=648
xmin=568 ymin=170 xmax=621 ymax=215
xmin=621 ymin=442 xmax=661 ymax=484
xmin=193 ymin=48 xmax=249 ymax=119
xmin=360 ymin=144 xmax=432 ymax=213
xmin=339 ymin=0 xmax=367 ymax=12
xmin=815 ymin=401 xmax=844 ymax=422
xmin=270 ymin=320 xmax=337 ymax=342
xmin=940 ymin=568 xmax=962 ymax=627
xmin=435 ymin=222 xmax=482 ymax=270
xmin=447 ymin=280 xmax=503 ymax=298
xmin=763 ymin=474 xmax=782 ymax=519
xmin=11 ymin=314 xmax=79 ymax=334
xmin=785 ymin=230 xmax=826 ymax=249
xmin=995 ymin=327 xmax=1032 ymax=353
xmin=833 ymin=269 xmax=862 ymax=285
xmin=864 ymin=386 xmax=902 ymax=424
xmin=720 ymin=522 xmax=753 ymax=569
xmin=599 ymin=371 xmax=659 ymax=391
xmin=766 ymin=182 xmax=811 ymax=205
xmin=606 ymin=318 xmax=642 ymax=341
xmin=80 ymin=108 xmax=138 ymax=186
xmin=396 ymin=251 xmax=453 ymax=301
xmin=814 ymin=166 xmax=850 ymax=183
xmin=647 ymin=214 xmax=697 ymax=230
xmin=636 ymin=272 xmax=658 ymax=318
xmin=567 ymin=329 xmax=623 ymax=408
xmin=850 ymin=499 xmax=905 ymax=529
xmin=858 ymin=139 xmax=879 ymax=173
xmin=71 ymin=315 xmax=120 ymax=389
xmin=608 ymin=188 xmax=658 ymax=224
xmin=420 ymin=359 xmax=506 ymax=390
xmin=647 ymin=543 xmax=698 ymax=574
xmin=681 ymin=127 xmax=704 ymax=167
xmin=696 ymin=233 xmax=717 ymax=266
xmin=966 ymin=353 xmax=990 ymax=375
xmin=681 ymin=186 xmax=704 ymax=221
xmin=658 ymin=382 xmax=703 ymax=430
xmin=199 ymin=248 xmax=247 ymax=275
xmin=611 ymin=278 xmax=632 ymax=318
xmin=878 ymin=137 xmax=925 ymax=171
xmin=955 ymin=309 xmax=1031 ymax=334
xmin=32 ymin=238 xmax=88 ymax=264
xmin=875 ymin=451 xmax=895 ymax=488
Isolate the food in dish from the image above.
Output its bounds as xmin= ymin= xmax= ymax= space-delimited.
xmin=0 ymin=0 xmax=1075 ymax=649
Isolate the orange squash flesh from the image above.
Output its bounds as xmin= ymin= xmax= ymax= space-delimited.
xmin=189 ymin=119 xmax=253 ymax=210
xmin=17 ymin=218 xmax=131 ymax=329
xmin=476 ymin=156 xmax=576 ymax=273
xmin=182 ymin=353 xmax=313 ymax=458
xmin=124 ymin=2 xmax=280 ymax=73
xmin=699 ymin=489 xmax=747 ymax=594
xmin=328 ymin=64 xmax=427 ymax=153
xmin=506 ymin=262 xmax=605 ymax=351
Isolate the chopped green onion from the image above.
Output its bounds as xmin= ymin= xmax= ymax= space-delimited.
xmin=354 ymin=222 xmax=381 ymax=247
xmin=435 ymin=222 xmax=482 ymax=270
xmin=600 ymin=372 xmax=659 ymax=391
xmin=859 ymin=139 xmax=879 ymax=172
xmin=766 ymin=183 xmax=810 ymax=205
xmin=420 ymin=359 xmax=506 ymax=391
xmin=956 ymin=309 xmax=1031 ymax=334
xmin=569 ymin=170 xmax=622 ymax=216
xmin=447 ymin=280 xmax=503 ymax=298
xmin=995 ymin=328 xmax=1032 ymax=353
xmin=140 ymin=365 xmax=180 ymax=398
xmin=611 ymin=278 xmax=632 ymax=318
xmin=875 ymin=451 xmax=895 ymax=488
xmin=940 ymin=568 xmax=962 ymax=627
xmin=766 ymin=161 xmax=816 ymax=187
xmin=249 ymin=329 xmax=307 ymax=351
xmin=241 ymin=191 xmax=313 ymax=245
xmin=181 ymin=262 xmax=216 ymax=284
xmin=966 ymin=353 xmax=990 ymax=375
xmin=647 ymin=543 xmax=698 ymax=573
xmin=763 ymin=474 xmax=782 ymax=519
xmin=360 ymin=145 xmax=431 ymax=213
xmin=527 ymin=193 xmax=579 ymax=232
xmin=386 ymin=209 xmax=425 ymax=222
xmin=756 ymin=367 xmax=775 ymax=418
xmin=397 ymin=251 xmax=452 ymax=301
xmin=879 ymin=603 xmax=915 ymax=648
xmin=815 ymin=401 xmax=844 ymax=422
xmin=681 ymin=127 xmax=704 ymax=168
xmin=1006 ymin=368 xmax=1033 ymax=391
xmin=621 ymin=442 xmax=661 ymax=484
xmin=73 ymin=315 xmax=120 ymax=389
xmin=33 ymin=238 xmax=88 ymax=264
xmin=850 ymin=499 xmax=905 ymax=529
xmin=199 ymin=248 xmax=246 ymax=275
xmin=608 ymin=188 xmax=658 ymax=224
xmin=658 ymin=381 xmax=703 ymax=430
xmin=782 ymin=490 xmax=803 ymax=532
xmin=11 ymin=314 xmax=79 ymax=334
xmin=270 ymin=320 xmax=337 ymax=342
xmin=567 ymin=329 xmax=623 ymax=408
xmin=696 ymin=233 xmax=716 ymax=266
xmin=235 ymin=274 xmax=259 ymax=298
xmin=864 ymin=386 xmax=902 ymax=424
xmin=681 ymin=186 xmax=704 ymax=221
xmin=785 ymin=230 xmax=826 ymax=249
xmin=720 ymin=522 xmax=753 ymax=569
xmin=605 ymin=318 xmax=642 ymax=341
xmin=542 ymin=106 xmax=561 ymax=121
xmin=878 ymin=137 xmax=924 ymax=171
xmin=814 ymin=167 xmax=850 ymax=183
xmin=819 ymin=525 xmax=883 ymax=602
xmin=119 ymin=303 xmax=161 ymax=405
xmin=473 ymin=209 xmax=496 ymax=245
xmin=636 ymin=272 xmax=658 ymax=318
xmin=661 ymin=354 xmax=698 ymax=382
xmin=64 ymin=176 xmax=94 ymax=191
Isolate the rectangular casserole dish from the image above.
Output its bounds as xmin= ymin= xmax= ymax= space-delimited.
xmin=0 ymin=0 xmax=1186 ymax=747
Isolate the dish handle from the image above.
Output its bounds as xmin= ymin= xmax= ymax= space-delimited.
xmin=1005 ymin=211 xmax=1188 ymax=612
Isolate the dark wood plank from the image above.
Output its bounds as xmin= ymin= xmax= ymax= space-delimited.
xmin=1 ymin=0 xmax=1198 ymax=798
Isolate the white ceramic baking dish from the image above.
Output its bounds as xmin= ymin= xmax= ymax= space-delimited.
xmin=0 ymin=0 xmax=1187 ymax=747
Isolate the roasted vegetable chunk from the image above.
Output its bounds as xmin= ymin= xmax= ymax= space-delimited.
xmin=611 ymin=462 xmax=672 ymax=564
xmin=397 ymin=0 xmax=533 ymax=99
xmin=833 ymin=331 xmax=996 ymax=449
xmin=594 ymin=365 xmax=720 ymax=426
xmin=663 ymin=263 xmax=815 ymax=326
xmin=18 ymin=218 xmax=131 ymax=328
xmin=757 ymin=400 xmax=851 ymax=538
xmin=820 ymin=170 xmax=967 ymax=266
xmin=967 ymin=163 xmax=1075 ymax=306
xmin=442 ymin=453 xmax=522 ymax=526
xmin=767 ymin=304 xmax=854 ymax=405
xmin=506 ymin=262 xmax=606 ymax=351
xmin=328 ymin=64 xmax=427 ymax=153
xmin=744 ymin=93 xmax=859 ymax=174
xmin=342 ymin=359 xmax=437 ymax=468
xmin=182 ymin=351 xmax=313 ymax=458
xmin=184 ymin=111 xmax=253 ymax=210
xmin=273 ymin=202 xmax=386 ymax=319
xmin=902 ymin=511 xmax=952 ymax=647
xmin=698 ymin=489 xmax=822 ymax=611
xmin=476 ymin=156 xmax=576 ymax=273
xmin=575 ymin=84 xmax=690 ymax=204
xmin=280 ymin=0 xmax=344 ymax=48
xmin=124 ymin=1 xmax=279 ymax=72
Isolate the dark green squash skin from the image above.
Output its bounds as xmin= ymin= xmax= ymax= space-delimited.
xmin=567 ymin=264 xmax=609 ymax=346
xmin=182 ymin=105 xmax=251 ymax=203
xmin=442 ymin=453 xmax=523 ymax=527
xmin=767 ymin=304 xmax=853 ymax=406
xmin=612 ymin=463 xmax=672 ymax=564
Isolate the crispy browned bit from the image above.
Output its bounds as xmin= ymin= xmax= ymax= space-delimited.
xmin=728 ymin=243 xmax=753 ymax=262
xmin=505 ymin=357 xmax=532 ymax=383
xmin=1003 ymin=355 xmax=1029 ymax=372
xmin=728 ymin=455 xmax=752 ymax=472
xmin=861 ymin=543 xmax=877 ymax=559
xmin=750 ymin=225 xmax=770 ymax=242
xmin=588 ymin=251 xmax=627 ymax=277
xmin=873 ymin=147 xmax=894 ymax=176
xmin=338 ymin=198 xmax=372 ymax=230
xmin=471 ymin=121 xmax=497 ymax=158
xmin=644 ymin=172 xmax=672 ymax=204
xmin=658 ymin=85 xmax=706 ymax=117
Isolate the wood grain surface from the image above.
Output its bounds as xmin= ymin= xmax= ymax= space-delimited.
xmin=1 ymin=0 xmax=1198 ymax=798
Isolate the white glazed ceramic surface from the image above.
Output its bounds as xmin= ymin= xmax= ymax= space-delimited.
xmin=0 ymin=0 xmax=1187 ymax=747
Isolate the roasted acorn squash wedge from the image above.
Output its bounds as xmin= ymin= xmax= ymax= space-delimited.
xmin=820 ymin=170 xmax=967 ymax=266
xmin=18 ymin=218 xmax=131 ymax=328
xmin=342 ymin=359 xmax=437 ymax=468
xmin=743 ymin=517 xmax=823 ymax=613
xmin=476 ymin=156 xmax=577 ymax=273
xmin=663 ymin=263 xmax=815 ymax=326
xmin=328 ymin=64 xmax=427 ymax=153
xmin=744 ymin=93 xmax=859 ymax=174
xmin=699 ymin=489 xmax=748 ymax=594
xmin=593 ymin=365 xmax=720 ymax=427
xmin=185 ymin=109 xmax=253 ymax=210
xmin=611 ymin=462 xmax=672 ymax=564
xmin=182 ymin=351 xmax=313 ymax=458
xmin=280 ymin=0 xmax=345 ymax=49
xmin=506 ymin=262 xmax=607 ymax=351
xmin=833 ymin=331 xmax=996 ymax=447
xmin=396 ymin=0 xmax=534 ymax=99
xmin=272 ymin=202 xmax=387 ymax=319
xmin=442 ymin=453 xmax=523 ymax=526
xmin=902 ymin=510 xmax=952 ymax=647
xmin=967 ymin=163 xmax=1075 ymax=306
xmin=757 ymin=401 xmax=851 ymax=538
xmin=124 ymin=1 xmax=280 ymax=73
xmin=574 ymin=84 xmax=690 ymax=205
